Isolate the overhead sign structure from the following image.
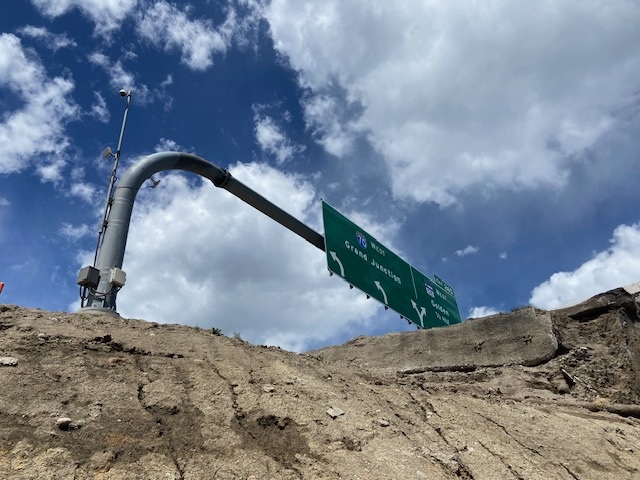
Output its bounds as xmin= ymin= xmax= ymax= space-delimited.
xmin=322 ymin=201 xmax=462 ymax=328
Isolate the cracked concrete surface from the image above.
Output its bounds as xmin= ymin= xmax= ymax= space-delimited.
xmin=0 ymin=287 xmax=639 ymax=479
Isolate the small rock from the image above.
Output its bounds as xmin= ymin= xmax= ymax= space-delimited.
xmin=262 ymin=384 xmax=275 ymax=393
xmin=107 ymin=357 xmax=123 ymax=366
xmin=574 ymin=347 xmax=589 ymax=360
xmin=56 ymin=418 xmax=73 ymax=430
xmin=326 ymin=407 xmax=345 ymax=419
xmin=554 ymin=380 xmax=570 ymax=395
xmin=93 ymin=334 xmax=112 ymax=343
xmin=247 ymin=476 xmax=257 ymax=480
xmin=56 ymin=417 xmax=83 ymax=431
xmin=0 ymin=357 xmax=18 ymax=367
xmin=378 ymin=418 xmax=390 ymax=427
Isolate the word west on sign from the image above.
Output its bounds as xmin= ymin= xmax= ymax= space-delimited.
xmin=322 ymin=201 xmax=462 ymax=329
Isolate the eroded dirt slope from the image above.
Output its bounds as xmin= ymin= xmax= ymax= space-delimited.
xmin=0 ymin=288 xmax=639 ymax=479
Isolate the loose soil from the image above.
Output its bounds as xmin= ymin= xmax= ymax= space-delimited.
xmin=0 ymin=287 xmax=639 ymax=479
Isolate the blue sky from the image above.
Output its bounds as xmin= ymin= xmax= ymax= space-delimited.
xmin=1 ymin=0 xmax=639 ymax=351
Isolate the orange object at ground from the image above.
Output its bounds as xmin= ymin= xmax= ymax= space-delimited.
xmin=0 ymin=282 xmax=4 ymax=294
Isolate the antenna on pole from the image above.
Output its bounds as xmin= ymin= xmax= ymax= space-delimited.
xmin=78 ymin=89 xmax=132 ymax=308
xmin=92 ymin=89 xmax=132 ymax=268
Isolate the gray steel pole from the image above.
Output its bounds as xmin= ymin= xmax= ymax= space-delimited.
xmin=84 ymin=151 xmax=325 ymax=313
xmin=93 ymin=91 xmax=132 ymax=267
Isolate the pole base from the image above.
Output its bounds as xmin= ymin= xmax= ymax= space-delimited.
xmin=78 ymin=306 xmax=121 ymax=317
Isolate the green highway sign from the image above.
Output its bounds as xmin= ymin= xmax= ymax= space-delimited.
xmin=322 ymin=201 xmax=462 ymax=328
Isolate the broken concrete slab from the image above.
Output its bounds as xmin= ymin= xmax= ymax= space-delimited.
xmin=556 ymin=287 xmax=638 ymax=320
xmin=314 ymin=307 xmax=558 ymax=374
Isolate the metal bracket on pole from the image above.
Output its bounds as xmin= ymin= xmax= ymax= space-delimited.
xmin=80 ymin=151 xmax=325 ymax=314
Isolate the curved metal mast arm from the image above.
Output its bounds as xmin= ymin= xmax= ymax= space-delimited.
xmin=85 ymin=151 xmax=325 ymax=312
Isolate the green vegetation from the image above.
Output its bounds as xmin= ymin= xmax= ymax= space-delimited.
xmin=210 ymin=327 xmax=223 ymax=336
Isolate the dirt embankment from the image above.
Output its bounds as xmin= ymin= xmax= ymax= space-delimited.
xmin=0 ymin=287 xmax=639 ymax=479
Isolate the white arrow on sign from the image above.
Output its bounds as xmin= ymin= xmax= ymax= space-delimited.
xmin=374 ymin=281 xmax=388 ymax=304
xmin=329 ymin=251 xmax=344 ymax=277
xmin=411 ymin=299 xmax=426 ymax=327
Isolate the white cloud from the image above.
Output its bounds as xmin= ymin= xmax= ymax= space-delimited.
xmin=135 ymin=1 xmax=233 ymax=71
xmin=36 ymin=155 xmax=67 ymax=184
xmin=455 ymin=245 xmax=479 ymax=257
xmin=18 ymin=25 xmax=77 ymax=51
xmin=59 ymin=223 xmax=93 ymax=240
xmin=530 ymin=223 xmax=640 ymax=309
xmin=154 ymin=137 xmax=183 ymax=153
xmin=301 ymin=93 xmax=358 ymax=158
xmin=264 ymin=1 xmax=640 ymax=205
xmin=254 ymin=111 xmax=303 ymax=164
xmin=468 ymin=306 xmax=500 ymax=319
xmin=70 ymin=182 xmax=97 ymax=203
xmin=95 ymin=162 xmax=381 ymax=351
xmin=88 ymin=52 xmax=135 ymax=91
xmin=11 ymin=261 xmax=32 ymax=272
xmin=87 ymin=51 xmax=158 ymax=104
xmin=89 ymin=91 xmax=109 ymax=122
xmin=30 ymin=0 xmax=138 ymax=37
xmin=0 ymin=197 xmax=10 ymax=207
xmin=31 ymin=0 xmax=263 ymax=66
xmin=0 ymin=34 xmax=77 ymax=177
xmin=160 ymin=74 xmax=173 ymax=88
xmin=499 ymin=251 xmax=508 ymax=260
